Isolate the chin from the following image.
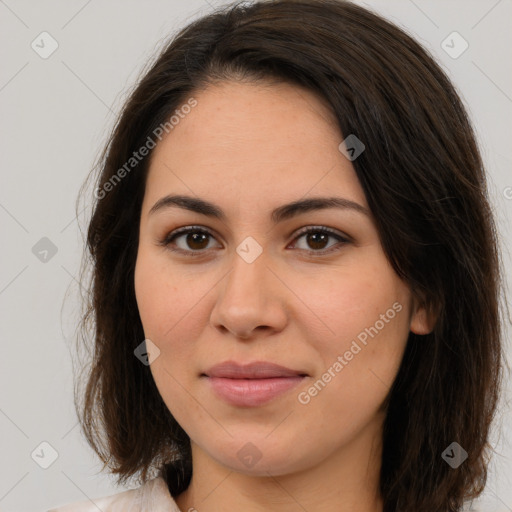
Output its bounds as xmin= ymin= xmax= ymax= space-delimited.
xmin=200 ymin=435 xmax=320 ymax=477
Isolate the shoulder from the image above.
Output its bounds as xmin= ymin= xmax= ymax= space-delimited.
xmin=46 ymin=475 xmax=182 ymax=512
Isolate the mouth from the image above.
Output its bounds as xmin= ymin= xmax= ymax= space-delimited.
xmin=201 ymin=361 xmax=308 ymax=407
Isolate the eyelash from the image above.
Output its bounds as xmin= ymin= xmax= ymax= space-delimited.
xmin=158 ymin=225 xmax=350 ymax=257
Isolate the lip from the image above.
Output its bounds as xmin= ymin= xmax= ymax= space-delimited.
xmin=202 ymin=361 xmax=308 ymax=407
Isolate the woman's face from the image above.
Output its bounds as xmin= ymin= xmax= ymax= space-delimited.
xmin=134 ymin=80 xmax=431 ymax=477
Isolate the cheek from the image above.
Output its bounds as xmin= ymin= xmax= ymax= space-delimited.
xmin=297 ymin=295 xmax=409 ymax=448
xmin=134 ymin=248 xmax=206 ymax=346
xmin=303 ymin=264 xmax=408 ymax=347
xmin=134 ymin=251 xmax=206 ymax=424
xmin=301 ymin=264 xmax=410 ymax=404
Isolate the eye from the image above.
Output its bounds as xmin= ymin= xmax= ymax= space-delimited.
xmin=159 ymin=226 xmax=221 ymax=256
xmin=159 ymin=225 xmax=350 ymax=256
xmin=289 ymin=226 xmax=350 ymax=254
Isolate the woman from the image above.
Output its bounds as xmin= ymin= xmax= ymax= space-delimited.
xmin=48 ymin=0 xmax=504 ymax=510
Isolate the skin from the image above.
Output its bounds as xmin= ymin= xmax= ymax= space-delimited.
xmin=134 ymin=80 xmax=434 ymax=512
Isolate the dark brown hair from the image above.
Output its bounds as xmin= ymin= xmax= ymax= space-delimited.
xmin=74 ymin=1 xmax=505 ymax=510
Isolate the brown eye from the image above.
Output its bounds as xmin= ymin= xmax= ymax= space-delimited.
xmin=305 ymin=231 xmax=330 ymax=250
xmin=160 ymin=225 xmax=349 ymax=257
xmin=291 ymin=226 xmax=349 ymax=254
xmin=183 ymin=232 xmax=210 ymax=250
xmin=161 ymin=227 xmax=221 ymax=255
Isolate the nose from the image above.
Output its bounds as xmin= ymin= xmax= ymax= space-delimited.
xmin=209 ymin=246 xmax=288 ymax=340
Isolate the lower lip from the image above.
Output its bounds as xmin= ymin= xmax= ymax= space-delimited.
xmin=205 ymin=376 xmax=305 ymax=407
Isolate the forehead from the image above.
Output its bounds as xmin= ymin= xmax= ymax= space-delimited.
xmin=144 ymin=80 xmax=367 ymax=213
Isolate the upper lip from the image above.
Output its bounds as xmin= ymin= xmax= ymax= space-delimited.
xmin=203 ymin=361 xmax=308 ymax=379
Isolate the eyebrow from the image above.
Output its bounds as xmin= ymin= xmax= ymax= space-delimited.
xmin=148 ymin=194 xmax=370 ymax=223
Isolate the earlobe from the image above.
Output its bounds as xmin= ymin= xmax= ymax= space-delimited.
xmin=410 ymin=299 xmax=437 ymax=335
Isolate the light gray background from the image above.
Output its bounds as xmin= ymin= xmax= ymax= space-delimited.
xmin=1 ymin=1 xmax=511 ymax=511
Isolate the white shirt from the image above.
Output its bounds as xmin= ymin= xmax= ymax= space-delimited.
xmin=46 ymin=475 xmax=182 ymax=512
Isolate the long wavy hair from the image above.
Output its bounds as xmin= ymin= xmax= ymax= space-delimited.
xmin=73 ymin=1 xmax=506 ymax=510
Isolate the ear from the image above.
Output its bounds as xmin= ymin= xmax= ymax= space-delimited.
xmin=410 ymin=296 xmax=437 ymax=335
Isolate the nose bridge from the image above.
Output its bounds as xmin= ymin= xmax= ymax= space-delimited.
xmin=223 ymin=237 xmax=269 ymax=311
